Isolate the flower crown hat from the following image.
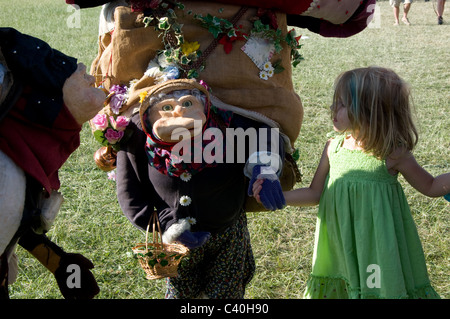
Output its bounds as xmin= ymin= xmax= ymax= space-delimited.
xmin=139 ymin=78 xmax=211 ymax=141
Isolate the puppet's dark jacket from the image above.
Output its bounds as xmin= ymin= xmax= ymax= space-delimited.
xmin=116 ymin=110 xmax=284 ymax=235
xmin=0 ymin=28 xmax=80 ymax=193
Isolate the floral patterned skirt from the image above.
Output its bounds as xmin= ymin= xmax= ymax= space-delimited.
xmin=165 ymin=211 xmax=255 ymax=299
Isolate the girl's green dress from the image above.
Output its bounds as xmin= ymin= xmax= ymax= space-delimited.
xmin=304 ymin=135 xmax=440 ymax=299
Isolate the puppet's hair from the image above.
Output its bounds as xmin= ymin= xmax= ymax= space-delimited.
xmin=331 ymin=66 xmax=418 ymax=159
xmin=147 ymin=89 xmax=206 ymax=109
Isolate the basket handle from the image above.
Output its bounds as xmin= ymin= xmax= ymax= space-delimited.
xmin=145 ymin=211 xmax=164 ymax=251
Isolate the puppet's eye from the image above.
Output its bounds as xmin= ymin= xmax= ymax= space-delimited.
xmin=182 ymin=100 xmax=192 ymax=107
xmin=162 ymin=104 xmax=173 ymax=111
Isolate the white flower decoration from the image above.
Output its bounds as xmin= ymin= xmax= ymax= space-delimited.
xmin=263 ymin=61 xmax=273 ymax=71
xmin=107 ymin=170 xmax=116 ymax=181
xmin=180 ymin=172 xmax=192 ymax=182
xmin=128 ymin=79 xmax=139 ymax=89
xmin=187 ymin=217 xmax=197 ymax=225
xmin=259 ymin=71 xmax=269 ymax=80
xmin=180 ymin=195 xmax=192 ymax=206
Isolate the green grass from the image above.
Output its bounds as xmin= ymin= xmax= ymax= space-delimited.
xmin=1 ymin=0 xmax=448 ymax=299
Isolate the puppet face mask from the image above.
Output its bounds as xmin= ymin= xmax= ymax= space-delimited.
xmin=140 ymin=79 xmax=211 ymax=144
xmin=145 ymin=91 xmax=207 ymax=143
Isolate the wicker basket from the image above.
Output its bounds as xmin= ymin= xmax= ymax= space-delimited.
xmin=132 ymin=212 xmax=189 ymax=280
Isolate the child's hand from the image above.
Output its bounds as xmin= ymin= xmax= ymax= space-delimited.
xmin=252 ymin=179 xmax=264 ymax=204
xmin=248 ymin=165 xmax=286 ymax=210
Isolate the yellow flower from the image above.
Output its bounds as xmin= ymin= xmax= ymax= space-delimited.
xmin=139 ymin=91 xmax=148 ymax=104
xmin=181 ymin=41 xmax=200 ymax=56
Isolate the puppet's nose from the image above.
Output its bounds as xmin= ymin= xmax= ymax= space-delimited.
xmin=173 ymin=104 xmax=185 ymax=116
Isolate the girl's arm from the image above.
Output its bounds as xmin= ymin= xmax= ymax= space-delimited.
xmin=390 ymin=150 xmax=450 ymax=197
xmin=253 ymin=139 xmax=331 ymax=207
xmin=284 ymin=139 xmax=331 ymax=206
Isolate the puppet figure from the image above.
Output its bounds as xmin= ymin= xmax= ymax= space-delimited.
xmin=0 ymin=28 xmax=105 ymax=299
xmin=117 ymin=78 xmax=286 ymax=298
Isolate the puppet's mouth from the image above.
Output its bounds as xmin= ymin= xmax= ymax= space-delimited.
xmin=186 ymin=124 xmax=204 ymax=136
xmin=188 ymin=127 xmax=202 ymax=137
xmin=183 ymin=126 xmax=194 ymax=134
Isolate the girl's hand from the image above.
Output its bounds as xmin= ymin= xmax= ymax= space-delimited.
xmin=252 ymin=179 xmax=264 ymax=204
xmin=248 ymin=165 xmax=285 ymax=210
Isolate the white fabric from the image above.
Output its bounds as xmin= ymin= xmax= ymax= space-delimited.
xmin=0 ymin=151 xmax=25 ymax=285
xmin=98 ymin=0 xmax=128 ymax=35
xmin=243 ymin=151 xmax=282 ymax=179
xmin=0 ymin=150 xmax=26 ymax=255
xmin=300 ymin=0 xmax=362 ymax=24
xmin=162 ymin=217 xmax=194 ymax=244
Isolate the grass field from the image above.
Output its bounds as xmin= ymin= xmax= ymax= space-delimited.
xmin=1 ymin=0 xmax=448 ymax=299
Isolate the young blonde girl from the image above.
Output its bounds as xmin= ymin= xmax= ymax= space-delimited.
xmin=253 ymin=66 xmax=450 ymax=299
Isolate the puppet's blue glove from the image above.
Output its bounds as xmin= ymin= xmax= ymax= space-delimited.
xmin=444 ymin=193 xmax=450 ymax=202
xmin=248 ymin=165 xmax=285 ymax=211
xmin=177 ymin=230 xmax=211 ymax=249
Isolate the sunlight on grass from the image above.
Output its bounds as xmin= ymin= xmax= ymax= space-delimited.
xmin=1 ymin=0 xmax=448 ymax=299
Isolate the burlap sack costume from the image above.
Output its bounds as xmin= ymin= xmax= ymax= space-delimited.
xmin=91 ymin=2 xmax=303 ymax=147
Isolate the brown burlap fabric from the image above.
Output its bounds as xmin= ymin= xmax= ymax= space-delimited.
xmin=90 ymin=2 xmax=303 ymax=147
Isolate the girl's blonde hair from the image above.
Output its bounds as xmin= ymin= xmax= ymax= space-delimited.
xmin=331 ymin=66 xmax=418 ymax=159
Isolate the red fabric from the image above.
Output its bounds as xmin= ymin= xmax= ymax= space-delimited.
xmin=199 ymin=0 xmax=311 ymax=14
xmin=0 ymin=94 xmax=81 ymax=194
xmin=66 ymin=0 xmax=312 ymax=14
